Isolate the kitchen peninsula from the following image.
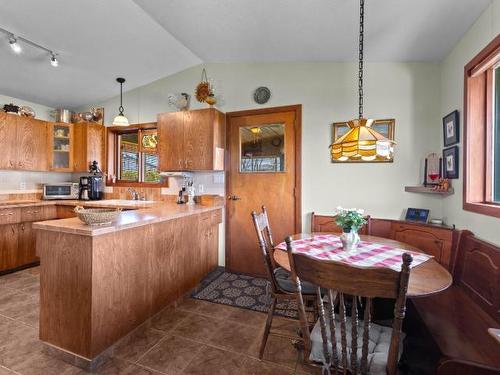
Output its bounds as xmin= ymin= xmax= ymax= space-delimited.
xmin=33 ymin=202 xmax=222 ymax=369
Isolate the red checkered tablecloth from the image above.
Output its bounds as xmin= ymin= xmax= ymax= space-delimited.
xmin=275 ymin=234 xmax=432 ymax=271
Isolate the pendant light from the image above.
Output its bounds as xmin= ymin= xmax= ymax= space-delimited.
xmin=112 ymin=77 xmax=129 ymax=126
xmin=330 ymin=0 xmax=394 ymax=162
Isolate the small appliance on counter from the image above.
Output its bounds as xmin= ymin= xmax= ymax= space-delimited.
xmin=79 ymin=175 xmax=104 ymax=201
xmin=42 ymin=183 xmax=79 ymax=200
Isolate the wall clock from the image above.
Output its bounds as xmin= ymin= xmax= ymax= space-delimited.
xmin=253 ymin=87 xmax=271 ymax=104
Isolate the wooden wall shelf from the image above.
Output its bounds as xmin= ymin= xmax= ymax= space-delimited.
xmin=405 ymin=186 xmax=454 ymax=196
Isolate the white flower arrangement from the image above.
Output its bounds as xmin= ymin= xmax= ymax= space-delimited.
xmin=334 ymin=206 xmax=367 ymax=233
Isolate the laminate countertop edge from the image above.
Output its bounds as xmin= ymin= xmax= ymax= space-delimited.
xmin=32 ymin=204 xmax=223 ymax=236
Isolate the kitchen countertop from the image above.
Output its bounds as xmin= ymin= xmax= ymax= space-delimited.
xmin=0 ymin=199 xmax=159 ymax=209
xmin=0 ymin=198 xmax=222 ymax=236
xmin=32 ymin=201 xmax=222 ymax=236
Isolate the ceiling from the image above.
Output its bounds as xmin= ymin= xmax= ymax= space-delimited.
xmin=0 ymin=0 xmax=491 ymax=109
xmin=0 ymin=0 xmax=201 ymax=109
xmin=135 ymin=0 xmax=490 ymax=62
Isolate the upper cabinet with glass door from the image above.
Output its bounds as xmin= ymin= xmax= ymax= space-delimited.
xmin=48 ymin=122 xmax=74 ymax=172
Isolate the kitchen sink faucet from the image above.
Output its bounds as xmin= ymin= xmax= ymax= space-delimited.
xmin=127 ymin=188 xmax=139 ymax=200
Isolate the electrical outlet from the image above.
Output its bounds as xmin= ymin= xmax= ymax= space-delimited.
xmin=198 ymin=184 xmax=205 ymax=193
xmin=19 ymin=182 xmax=26 ymax=190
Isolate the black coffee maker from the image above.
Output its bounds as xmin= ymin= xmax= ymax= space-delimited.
xmin=79 ymin=175 xmax=104 ymax=200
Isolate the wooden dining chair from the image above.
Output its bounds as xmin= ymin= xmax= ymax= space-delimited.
xmin=251 ymin=206 xmax=317 ymax=359
xmin=285 ymin=236 xmax=413 ymax=375
xmin=311 ymin=212 xmax=372 ymax=235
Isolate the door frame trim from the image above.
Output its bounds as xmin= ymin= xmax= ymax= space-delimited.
xmin=225 ymin=104 xmax=302 ymax=269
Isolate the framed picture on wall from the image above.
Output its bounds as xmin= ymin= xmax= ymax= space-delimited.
xmin=443 ymin=146 xmax=459 ymax=179
xmin=442 ymin=110 xmax=459 ymax=146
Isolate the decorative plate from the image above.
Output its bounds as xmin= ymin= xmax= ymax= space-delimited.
xmin=253 ymin=87 xmax=271 ymax=104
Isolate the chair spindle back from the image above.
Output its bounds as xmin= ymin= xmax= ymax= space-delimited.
xmin=285 ymin=236 xmax=413 ymax=375
xmin=251 ymin=206 xmax=281 ymax=294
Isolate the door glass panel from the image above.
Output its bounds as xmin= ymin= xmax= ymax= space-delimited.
xmin=240 ymin=123 xmax=285 ymax=173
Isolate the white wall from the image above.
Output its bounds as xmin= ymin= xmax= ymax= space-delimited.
xmin=89 ymin=62 xmax=443 ymax=218
xmin=0 ymin=94 xmax=54 ymax=121
xmin=440 ymin=1 xmax=500 ymax=244
xmin=0 ymin=94 xmax=72 ymax=192
xmin=82 ymin=62 xmax=444 ymax=261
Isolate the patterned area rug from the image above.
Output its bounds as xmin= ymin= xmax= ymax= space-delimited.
xmin=192 ymin=270 xmax=298 ymax=318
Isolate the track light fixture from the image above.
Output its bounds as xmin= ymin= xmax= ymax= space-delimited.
xmin=1 ymin=26 xmax=60 ymax=67
xmin=50 ymin=53 xmax=58 ymax=67
xmin=8 ymin=36 xmax=21 ymax=54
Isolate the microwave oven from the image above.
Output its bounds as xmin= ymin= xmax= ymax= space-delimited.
xmin=42 ymin=183 xmax=79 ymax=200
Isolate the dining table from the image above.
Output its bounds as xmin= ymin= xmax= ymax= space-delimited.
xmin=273 ymin=233 xmax=453 ymax=298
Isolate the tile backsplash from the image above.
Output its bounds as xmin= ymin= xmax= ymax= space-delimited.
xmin=0 ymin=170 xmax=73 ymax=192
xmin=0 ymin=170 xmax=225 ymax=200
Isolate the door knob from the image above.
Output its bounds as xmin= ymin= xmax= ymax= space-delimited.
xmin=228 ymin=195 xmax=241 ymax=201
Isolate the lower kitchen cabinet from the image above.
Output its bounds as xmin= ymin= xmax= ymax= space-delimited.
xmin=0 ymin=205 xmax=58 ymax=274
xmin=18 ymin=222 xmax=37 ymax=266
xmin=56 ymin=205 xmax=77 ymax=218
xmin=0 ymin=224 xmax=20 ymax=271
xmin=199 ymin=210 xmax=220 ymax=278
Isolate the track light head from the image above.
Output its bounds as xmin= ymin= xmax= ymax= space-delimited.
xmin=50 ymin=53 xmax=58 ymax=67
xmin=9 ymin=36 xmax=21 ymax=54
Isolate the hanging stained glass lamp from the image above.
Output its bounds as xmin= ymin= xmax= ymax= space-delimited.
xmin=330 ymin=0 xmax=395 ymax=162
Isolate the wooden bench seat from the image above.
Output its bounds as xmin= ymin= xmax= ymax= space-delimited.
xmin=412 ymin=231 xmax=500 ymax=374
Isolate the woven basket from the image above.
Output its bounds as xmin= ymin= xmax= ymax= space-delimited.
xmin=74 ymin=206 xmax=122 ymax=226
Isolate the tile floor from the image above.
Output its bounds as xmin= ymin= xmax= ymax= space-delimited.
xmin=0 ymin=267 xmax=319 ymax=375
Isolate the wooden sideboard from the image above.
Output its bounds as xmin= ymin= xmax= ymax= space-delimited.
xmin=311 ymin=214 xmax=458 ymax=271
xmin=370 ymin=219 xmax=457 ymax=271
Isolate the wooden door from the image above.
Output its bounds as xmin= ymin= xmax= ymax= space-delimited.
xmin=226 ymin=106 xmax=301 ymax=276
xmin=158 ymin=112 xmax=184 ymax=171
xmin=184 ymin=109 xmax=213 ymax=170
xmin=0 ymin=224 xmax=19 ymax=271
xmin=16 ymin=117 xmax=48 ymax=171
xmin=19 ymin=222 xmax=37 ymax=265
xmin=74 ymin=123 xmax=105 ymax=172
xmin=0 ymin=113 xmax=18 ymax=170
xmin=73 ymin=123 xmax=85 ymax=172
xmin=87 ymin=124 xmax=105 ymax=169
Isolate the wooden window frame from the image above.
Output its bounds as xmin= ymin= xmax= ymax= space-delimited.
xmin=106 ymin=122 xmax=167 ymax=188
xmin=463 ymin=34 xmax=500 ymax=217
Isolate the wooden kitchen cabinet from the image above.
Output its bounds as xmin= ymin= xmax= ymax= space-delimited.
xmin=0 ymin=224 xmax=19 ymax=271
xmin=56 ymin=205 xmax=77 ymax=219
xmin=0 ymin=205 xmax=57 ymax=273
xmin=16 ymin=117 xmax=49 ymax=171
xmin=48 ymin=122 xmax=74 ymax=172
xmin=0 ymin=113 xmax=17 ymax=170
xmin=158 ymin=108 xmax=225 ymax=171
xmin=18 ymin=222 xmax=37 ymax=265
xmin=0 ymin=112 xmax=48 ymax=171
xmin=73 ymin=122 xmax=105 ymax=172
